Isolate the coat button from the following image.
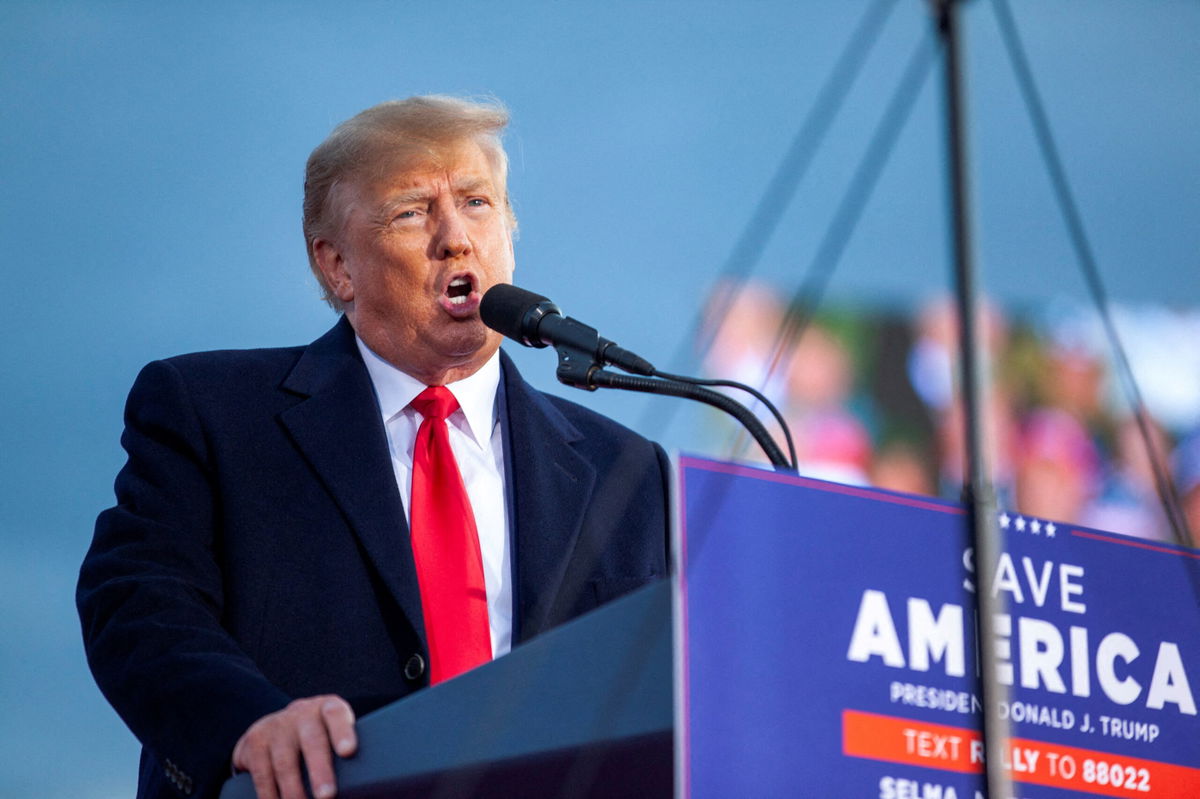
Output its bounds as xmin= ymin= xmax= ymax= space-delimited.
xmin=403 ymin=653 xmax=425 ymax=681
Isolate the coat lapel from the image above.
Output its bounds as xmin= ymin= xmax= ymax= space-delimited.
xmin=274 ymin=330 xmax=596 ymax=651
xmin=501 ymin=352 xmax=597 ymax=641
xmin=277 ymin=317 xmax=426 ymax=645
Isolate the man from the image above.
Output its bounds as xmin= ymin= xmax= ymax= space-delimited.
xmin=78 ymin=96 xmax=670 ymax=799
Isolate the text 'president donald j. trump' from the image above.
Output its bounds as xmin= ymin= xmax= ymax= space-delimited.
xmin=78 ymin=96 xmax=670 ymax=799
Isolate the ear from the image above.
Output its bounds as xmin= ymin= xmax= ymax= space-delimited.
xmin=312 ymin=237 xmax=355 ymax=304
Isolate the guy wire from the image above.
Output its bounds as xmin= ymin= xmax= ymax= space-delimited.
xmin=725 ymin=27 xmax=937 ymax=462
xmin=637 ymin=0 xmax=899 ymax=433
xmin=990 ymin=0 xmax=1193 ymax=548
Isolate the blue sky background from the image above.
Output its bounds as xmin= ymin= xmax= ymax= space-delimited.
xmin=2 ymin=1 xmax=1197 ymax=795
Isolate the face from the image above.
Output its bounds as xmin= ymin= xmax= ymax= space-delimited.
xmin=313 ymin=139 xmax=515 ymax=385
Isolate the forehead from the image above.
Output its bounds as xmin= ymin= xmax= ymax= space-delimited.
xmin=361 ymin=139 xmax=500 ymax=199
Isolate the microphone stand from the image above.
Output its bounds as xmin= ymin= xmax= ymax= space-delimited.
xmin=933 ymin=1 xmax=1013 ymax=797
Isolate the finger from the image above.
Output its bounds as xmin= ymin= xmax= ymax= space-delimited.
xmin=297 ymin=715 xmax=337 ymax=799
xmin=235 ymin=733 xmax=280 ymax=799
xmin=232 ymin=720 xmax=269 ymax=774
xmin=269 ymin=738 xmax=306 ymax=799
xmin=321 ymin=697 xmax=358 ymax=758
xmin=246 ymin=756 xmax=280 ymax=799
xmin=232 ymin=735 xmax=248 ymax=773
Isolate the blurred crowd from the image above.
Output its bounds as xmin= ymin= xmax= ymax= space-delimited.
xmin=701 ymin=282 xmax=1200 ymax=544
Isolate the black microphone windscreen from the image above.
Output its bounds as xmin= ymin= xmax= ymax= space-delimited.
xmin=480 ymin=284 xmax=558 ymax=346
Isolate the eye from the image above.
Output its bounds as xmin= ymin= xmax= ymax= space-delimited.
xmin=466 ymin=197 xmax=490 ymax=208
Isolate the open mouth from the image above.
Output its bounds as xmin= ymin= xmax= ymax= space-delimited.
xmin=446 ymin=276 xmax=473 ymax=305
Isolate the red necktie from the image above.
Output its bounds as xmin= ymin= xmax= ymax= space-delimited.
xmin=409 ymin=386 xmax=492 ymax=683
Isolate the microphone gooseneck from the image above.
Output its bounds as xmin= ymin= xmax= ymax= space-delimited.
xmin=480 ymin=283 xmax=796 ymax=472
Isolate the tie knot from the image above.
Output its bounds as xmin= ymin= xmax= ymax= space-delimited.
xmin=411 ymin=385 xmax=460 ymax=422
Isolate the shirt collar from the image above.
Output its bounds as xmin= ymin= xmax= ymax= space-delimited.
xmin=355 ymin=335 xmax=501 ymax=447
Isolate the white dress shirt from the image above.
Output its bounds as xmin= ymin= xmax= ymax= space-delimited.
xmin=355 ymin=337 xmax=512 ymax=658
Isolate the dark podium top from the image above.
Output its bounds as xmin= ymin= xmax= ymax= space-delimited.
xmin=219 ymin=579 xmax=673 ymax=799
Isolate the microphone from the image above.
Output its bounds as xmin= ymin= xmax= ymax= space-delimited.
xmin=480 ymin=284 xmax=656 ymax=376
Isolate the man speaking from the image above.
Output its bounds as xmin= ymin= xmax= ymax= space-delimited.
xmin=78 ymin=96 xmax=669 ymax=799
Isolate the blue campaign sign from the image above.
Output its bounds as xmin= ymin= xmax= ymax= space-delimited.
xmin=676 ymin=455 xmax=1200 ymax=798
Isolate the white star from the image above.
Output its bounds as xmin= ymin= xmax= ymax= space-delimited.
xmin=999 ymin=512 xmax=1011 ymax=529
xmin=1015 ymin=516 xmax=1027 ymax=532
xmin=1045 ymin=522 xmax=1056 ymax=538
xmin=1031 ymin=519 xmax=1042 ymax=535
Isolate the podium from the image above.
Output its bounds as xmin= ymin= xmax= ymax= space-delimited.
xmin=219 ymin=580 xmax=673 ymax=799
xmin=223 ymin=455 xmax=1200 ymax=797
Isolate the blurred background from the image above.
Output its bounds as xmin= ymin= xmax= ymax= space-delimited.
xmin=2 ymin=1 xmax=1197 ymax=795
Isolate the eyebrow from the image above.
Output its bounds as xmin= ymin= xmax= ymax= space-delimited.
xmin=451 ymin=176 xmax=494 ymax=196
xmin=380 ymin=189 xmax=435 ymax=214
xmin=377 ymin=177 xmax=498 ymax=217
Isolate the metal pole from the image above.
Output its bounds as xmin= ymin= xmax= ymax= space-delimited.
xmin=932 ymin=1 xmax=1014 ymax=796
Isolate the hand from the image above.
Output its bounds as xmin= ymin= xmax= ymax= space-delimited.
xmin=232 ymin=695 xmax=357 ymax=799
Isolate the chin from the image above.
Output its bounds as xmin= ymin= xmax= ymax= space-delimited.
xmin=437 ymin=325 xmax=493 ymax=362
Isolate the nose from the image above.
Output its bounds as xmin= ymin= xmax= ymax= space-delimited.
xmin=433 ymin=204 xmax=471 ymax=260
